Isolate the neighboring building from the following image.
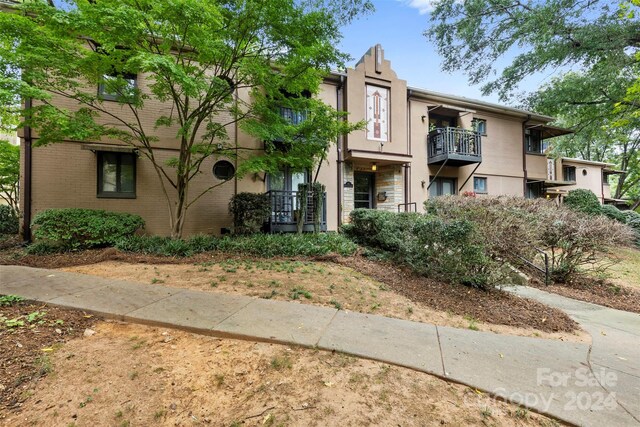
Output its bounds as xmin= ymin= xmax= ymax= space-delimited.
xmin=545 ymin=157 xmax=625 ymax=206
xmin=19 ymin=45 xmax=618 ymax=236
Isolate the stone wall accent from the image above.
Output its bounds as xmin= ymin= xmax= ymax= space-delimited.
xmin=342 ymin=162 xmax=355 ymax=222
xmin=375 ymin=165 xmax=403 ymax=211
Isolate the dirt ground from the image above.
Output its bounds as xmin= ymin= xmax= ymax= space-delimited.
xmin=0 ymin=299 xmax=97 ymax=413
xmin=2 ymin=320 xmax=562 ymax=427
xmin=60 ymin=258 xmax=586 ymax=342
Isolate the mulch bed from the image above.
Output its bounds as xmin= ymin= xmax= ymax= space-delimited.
xmin=1 ymin=247 xmax=579 ymax=333
xmin=335 ymin=255 xmax=578 ymax=334
xmin=527 ymin=276 xmax=640 ymax=314
xmin=0 ymin=301 xmax=98 ymax=414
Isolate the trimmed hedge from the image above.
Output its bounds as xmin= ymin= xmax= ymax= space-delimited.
xmin=564 ymin=189 xmax=602 ymax=215
xmin=229 ymin=192 xmax=271 ymax=235
xmin=115 ymin=232 xmax=357 ymax=258
xmin=623 ymin=210 xmax=640 ymax=247
xmin=32 ymin=208 xmax=144 ymax=249
xmin=601 ymin=204 xmax=627 ymax=223
xmin=343 ymin=209 xmax=492 ymax=288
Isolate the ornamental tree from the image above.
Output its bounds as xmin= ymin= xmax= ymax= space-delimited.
xmin=0 ymin=0 xmax=370 ymax=237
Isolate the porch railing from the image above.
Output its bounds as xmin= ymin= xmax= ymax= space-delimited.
xmin=428 ymin=127 xmax=482 ymax=160
xmin=265 ymin=190 xmax=327 ymax=232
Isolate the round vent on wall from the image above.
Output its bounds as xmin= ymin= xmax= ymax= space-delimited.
xmin=213 ymin=160 xmax=235 ymax=181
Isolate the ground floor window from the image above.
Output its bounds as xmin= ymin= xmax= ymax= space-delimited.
xmin=526 ymin=181 xmax=544 ymax=199
xmin=429 ymin=177 xmax=456 ymax=197
xmin=473 ymin=176 xmax=488 ymax=194
xmin=97 ymin=151 xmax=136 ymax=198
xmin=354 ymin=172 xmax=375 ymax=209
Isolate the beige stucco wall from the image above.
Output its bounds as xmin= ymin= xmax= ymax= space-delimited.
xmin=561 ymin=161 xmax=606 ymax=202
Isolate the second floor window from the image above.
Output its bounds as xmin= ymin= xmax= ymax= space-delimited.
xmin=472 ymin=118 xmax=487 ymax=135
xmin=525 ymin=128 xmax=544 ymax=154
xmin=563 ymin=166 xmax=576 ymax=182
xmin=280 ymin=107 xmax=307 ymax=125
xmin=98 ymin=73 xmax=137 ymax=102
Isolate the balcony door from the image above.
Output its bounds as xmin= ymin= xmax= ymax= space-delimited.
xmin=429 ymin=177 xmax=457 ymax=197
xmin=354 ymin=172 xmax=375 ymax=209
xmin=268 ymin=167 xmax=308 ymax=192
xmin=429 ymin=114 xmax=457 ymax=129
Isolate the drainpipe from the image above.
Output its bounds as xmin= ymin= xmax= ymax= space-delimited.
xmin=405 ymin=91 xmax=411 ymax=208
xmin=336 ymin=75 xmax=345 ymax=228
xmin=23 ymin=97 xmax=33 ymax=242
xmin=522 ymin=114 xmax=531 ymax=196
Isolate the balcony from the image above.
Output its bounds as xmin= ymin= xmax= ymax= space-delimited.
xmin=264 ymin=190 xmax=327 ymax=233
xmin=428 ymin=127 xmax=482 ymax=166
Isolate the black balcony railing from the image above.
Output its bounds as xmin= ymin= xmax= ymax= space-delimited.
xmin=265 ymin=190 xmax=327 ymax=233
xmin=428 ymin=127 xmax=482 ymax=165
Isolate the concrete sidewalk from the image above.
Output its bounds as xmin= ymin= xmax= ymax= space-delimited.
xmin=1 ymin=265 xmax=639 ymax=426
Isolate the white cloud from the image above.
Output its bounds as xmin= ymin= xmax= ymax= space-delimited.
xmin=399 ymin=0 xmax=437 ymax=14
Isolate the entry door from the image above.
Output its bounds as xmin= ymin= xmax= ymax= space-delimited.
xmin=354 ymin=172 xmax=375 ymax=209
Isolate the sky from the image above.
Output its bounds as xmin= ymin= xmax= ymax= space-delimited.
xmin=337 ymin=0 xmax=547 ymax=106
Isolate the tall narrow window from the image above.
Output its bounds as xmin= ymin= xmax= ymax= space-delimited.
xmin=472 ymin=118 xmax=487 ymax=135
xmin=97 ymin=152 xmax=136 ymax=198
xmin=563 ymin=166 xmax=576 ymax=182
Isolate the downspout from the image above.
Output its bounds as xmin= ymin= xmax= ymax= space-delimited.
xmin=233 ymin=86 xmax=238 ymax=198
xmin=336 ymin=75 xmax=345 ymax=228
xmin=522 ymin=114 xmax=532 ymax=196
xmin=22 ymin=97 xmax=33 ymax=242
xmin=405 ymin=91 xmax=411 ymax=208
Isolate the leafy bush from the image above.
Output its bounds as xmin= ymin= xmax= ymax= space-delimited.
xmin=622 ymin=211 xmax=640 ymax=247
xmin=601 ymin=204 xmax=626 ymax=223
xmin=229 ymin=192 xmax=271 ymax=235
xmin=0 ymin=205 xmax=18 ymax=234
xmin=425 ymin=196 xmax=634 ymax=283
xmin=564 ymin=189 xmax=602 ymax=215
xmin=345 ymin=209 xmax=493 ymax=288
xmin=115 ymin=232 xmax=357 ymax=258
xmin=32 ymin=208 xmax=144 ymax=250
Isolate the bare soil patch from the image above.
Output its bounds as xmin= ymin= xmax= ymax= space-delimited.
xmin=61 ymin=258 xmax=585 ymax=342
xmin=3 ymin=321 xmax=562 ymax=427
xmin=0 ymin=300 xmax=98 ymax=414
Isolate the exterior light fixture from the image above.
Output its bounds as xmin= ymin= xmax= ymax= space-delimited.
xmin=371 ymin=163 xmax=377 ymax=171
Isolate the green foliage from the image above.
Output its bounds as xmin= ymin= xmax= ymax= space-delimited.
xmin=0 ymin=140 xmax=20 ymax=215
xmin=344 ymin=209 xmax=492 ymax=289
xmin=601 ymin=205 xmax=627 ymax=223
xmin=564 ymin=189 xmax=602 ymax=216
xmin=115 ymin=232 xmax=357 ymax=258
xmin=0 ymin=295 xmax=24 ymax=307
xmin=229 ymin=193 xmax=271 ymax=235
xmin=0 ymin=0 xmax=371 ymax=238
xmin=32 ymin=208 xmax=144 ymax=250
xmin=622 ymin=210 xmax=640 ymax=247
xmin=0 ymin=205 xmax=18 ymax=235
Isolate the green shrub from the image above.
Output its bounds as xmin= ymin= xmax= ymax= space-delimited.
xmin=345 ymin=208 xmax=492 ymax=288
xmin=601 ymin=204 xmax=626 ymax=223
xmin=229 ymin=193 xmax=271 ymax=235
xmin=25 ymin=241 xmax=66 ymax=255
xmin=32 ymin=208 xmax=144 ymax=249
xmin=564 ymin=189 xmax=602 ymax=215
xmin=115 ymin=232 xmax=357 ymax=258
xmin=622 ymin=211 xmax=640 ymax=247
xmin=0 ymin=205 xmax=18 ymax=234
